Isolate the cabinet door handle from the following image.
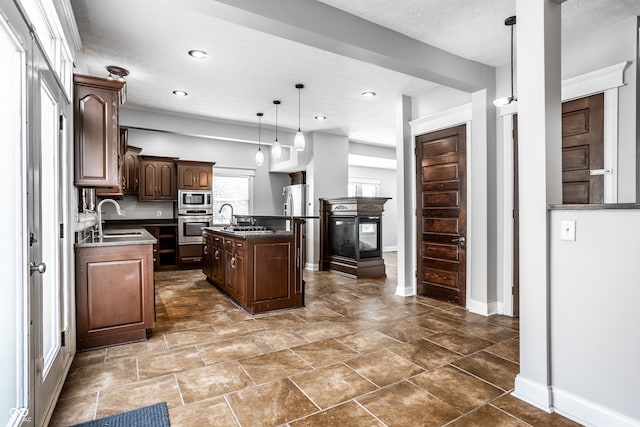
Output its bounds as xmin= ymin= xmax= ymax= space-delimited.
xmin=230 ymin=257 xmax=236 ymax=269
xmin=203 ymin=245 xmax=208 ymax=254
xmin=215 ymin=250 xmax=220 ymax=260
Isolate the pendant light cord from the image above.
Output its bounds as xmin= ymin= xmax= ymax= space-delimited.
xmin=510 ymin=23 xmax=514 ymax=100
xmin=297 ymin=88 xmax=301 ymax=132
xmin=258 ymin=115 xmax=262 ymax=150
xmin=275 ymin=103 xmax=279 ymax=142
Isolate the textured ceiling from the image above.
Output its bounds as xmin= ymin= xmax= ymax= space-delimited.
xmin=71 ymin=0 xmax=640 ymax=147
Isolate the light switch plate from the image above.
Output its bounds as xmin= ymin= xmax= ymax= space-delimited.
xmin=560 ymin=220 xmax=576 ymax=241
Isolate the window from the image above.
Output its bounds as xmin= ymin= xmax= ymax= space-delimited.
xmin=348 ymin=177 xmax=380 ymax=197
xmin=213 ymin=168 xmax=254 ymax=225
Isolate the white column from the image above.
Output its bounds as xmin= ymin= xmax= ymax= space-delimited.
xmin=396 ymin=95 xmax=415 ymax=296
xmin=513 ymin=0 xmax=563 ymax=412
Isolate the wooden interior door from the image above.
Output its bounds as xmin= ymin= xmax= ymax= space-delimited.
xmin=416 ymin=124 xmax=467 ymax=306
xmin=562 ymin=93 xmax=604 ymax=204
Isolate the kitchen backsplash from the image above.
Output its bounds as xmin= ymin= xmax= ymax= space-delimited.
xmin=99 ymin=195 xmax=175 ymax=220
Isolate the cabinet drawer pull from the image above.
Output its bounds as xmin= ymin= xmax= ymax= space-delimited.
xmin=214 ymin=250 xmax=220 ymax=260
xmin=230 ymin=257 xmax=236 ymax=269
xmin=203 ymin=245 xmax=208 ymax=254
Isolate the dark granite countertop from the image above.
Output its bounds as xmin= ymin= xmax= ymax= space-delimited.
xmin=203 ymin=227 xmax=294 ymax=240
xmin=548 ymin=203 xmax=640 ymax=210
xmin=104 ymin=218 xmax=178 ymax=227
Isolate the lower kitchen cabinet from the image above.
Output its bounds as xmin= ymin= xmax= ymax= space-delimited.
xmin=203 ymin=229 xmax=303 ymax=314
xmin=178 ymin=243 xmax=204 ymax=268
xmin=75 ymin=244 xmax=155 ymax=351
xmin=145 ymin=225 xmax=177 ymax=270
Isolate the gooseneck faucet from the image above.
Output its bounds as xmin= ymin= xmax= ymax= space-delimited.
xmin=96 ymin=198 xmax=125 ymax=237
xmin=219 ymin=203 xmax=234 ymax=226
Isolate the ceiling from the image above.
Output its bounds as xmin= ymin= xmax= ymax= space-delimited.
xmin=70 ymin=0 xmax=640 ymax=147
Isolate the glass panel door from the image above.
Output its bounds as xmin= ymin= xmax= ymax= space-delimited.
xmin=0 ymin=14 xmax=28 ymax=427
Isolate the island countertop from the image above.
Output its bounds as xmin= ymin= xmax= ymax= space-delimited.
xmin=75 ymin=228 xmax=157 ymax=248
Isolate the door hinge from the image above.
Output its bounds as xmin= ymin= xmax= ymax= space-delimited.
xmin=59 ymin=223 xmax=64 ymax=239
xmin=59 ymin=115 xmax=65 ymax=131
xmin=61 ymin=331 xmax=66 ymax=347
xmin=29 ymin=232 xmax=37 ymax=246
xmin=512 ymin=209 xmax=515 ymax=219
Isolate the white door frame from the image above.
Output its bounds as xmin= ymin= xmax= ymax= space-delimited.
xmin=498 ymin=62 xmax=628 ymax=316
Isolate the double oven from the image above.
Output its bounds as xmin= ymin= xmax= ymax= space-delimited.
xmin=177 ymin=190 xmax=213 ymax=245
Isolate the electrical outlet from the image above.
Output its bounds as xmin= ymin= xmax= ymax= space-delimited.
xmin=156 ymin=210 xmax=162 ymax=217
xmin=560 ymin=220 xmax=576 ymax=241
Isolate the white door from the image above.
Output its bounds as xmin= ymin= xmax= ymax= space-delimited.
xmin=0 ymin=12 xmax=29 ymax=427
xmin=30 ymin=41 xmax=68 ymax=427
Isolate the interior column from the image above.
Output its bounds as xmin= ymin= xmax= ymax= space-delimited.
xmin=513 ymin=0 xmax=563 ymax=411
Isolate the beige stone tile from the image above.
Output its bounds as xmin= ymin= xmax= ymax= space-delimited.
xmin=198 ymin=337 xmax=263 ymax=365
xmin=488 ymin=314 xmax=520 ymax=331
xmin=377 ymin=320 xmax=435 ymax=342
xmin=226 ymin=378 xmax=318 ymax=427
xmin=169 ymin=397 xmax=238 ymax=427
xmin=48 ymin=393 xmax=97 ymax=427
xmin=138 ymin=347 xmax=205 ymax=380
xmin=175 ymin=361 xmax=253 ymax=404
xmin=345 ymin=349 xmax=423 ymax=387
xmin=70 ymin=349 xmax=106 ymax=369
xmin=95 ymin=375 xmax=182 ymax=418
xmin=290 ymin=401 xmax=384 ymax=427
xmin=449 ymin=404 xmax=527 ymax=426
xmin=427 ymin=329 xmax=494 ymax=355
xmin=492 ymin=394 xmax=583 ymax=426
xmin=292 ymin=319 xmax=361 ymax=342
xmin=213 ymin=319 xmax=265 ymax=337
xmin=388 ymin=338 xmax=460 ymax=370
xmin=254 ymin=312 xmax=307 ymax=329
xmin=358 ymin=381 xmax=460 ymax=427
xmin=411 ymin=365 xmax=503 ymax=412
xmin=292 ymin=363 xmax=377 ymax=409
xmin=239 ymin=349 xmax=311 ymax=384
xmin=414 ymin=314 xmax=465 ymax=332
xmin=438 ymin=307 xmax=492 ymax=324
xmin=485 ymin=337 xmax=520 ymax=364
xmin=248 ymin=329 xmax=307 ymax=352
xmin=106 ymin=334 xmax=167 ymax=360
xmin=60 ymin=358 xmax=137 ymax=399
xmin=452 ymin=351 xmax=520 ymax=391
xmin=163 ymin=326 xmax=220 ymax=349
xmin=337 ymin=329 xmax=401 ymax=353
xmin=456 ymin=322 xmax=519 ymax=343
xmin=291 ymin=338 xmax=359 ymax=367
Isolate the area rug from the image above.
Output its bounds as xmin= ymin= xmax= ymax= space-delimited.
xmin=71 ymin=402 xmax=169 ymax=427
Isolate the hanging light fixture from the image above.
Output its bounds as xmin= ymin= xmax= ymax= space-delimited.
xmin=294 ymin=83 xmax=305 ymax=151
xmin=271 ymin=100 xmax=282 ymax=159
xmin=493 ymin=16 xmax=517 ymax=107
xmin=255 ymin=112 xmax=264 ymax=166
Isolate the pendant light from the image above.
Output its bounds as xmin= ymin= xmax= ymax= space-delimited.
xmin=255 ymin=112 xmax=264 ymax=166
xmin=271 ymin=100 xmax=282 ymax=159
xmin=493 ymin=16 xmax=517 ymax=107
xmin=294 ymin=83 xmax=305 ymax=151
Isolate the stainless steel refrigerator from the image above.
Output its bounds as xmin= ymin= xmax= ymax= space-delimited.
xmin=283 ymin=184 xmax=306 ymax=217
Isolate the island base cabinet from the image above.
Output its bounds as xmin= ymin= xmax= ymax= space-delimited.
xmin=75 ymin=244 xmax=155 ymax=351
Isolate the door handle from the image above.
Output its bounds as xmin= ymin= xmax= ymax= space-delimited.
xmin=452 ymin=236 xmax=466 ymax=248
xmin=230 ymin=257 xmax=236 ymax=269
xmin=30 ymin=262 xmax=47 ymax=275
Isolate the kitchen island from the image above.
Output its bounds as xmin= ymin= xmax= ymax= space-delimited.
xmin=202 ymin=217 xmax=307 ymax=314
xmin=75 ymin=228 xmax=156 ymax=350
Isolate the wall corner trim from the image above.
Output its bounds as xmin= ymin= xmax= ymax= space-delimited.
xmin=513 ymin=375 xmax=554 ymax=413
xmin=409 ymin=103 xmax=472 ymax=136
xmin=552 ymin=387 xmax=640 ymax=427
xmin=561 ymin=61 xmax=629 ymax=101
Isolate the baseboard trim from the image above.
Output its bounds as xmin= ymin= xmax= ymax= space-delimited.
xmin=513 ymin=375 xmax=553 ymax=413
xmin=383 ymin=246 xmax=398 ymax=252
xmin=553 ymin=387 xmax=640 ymax=427
xmin=304 ymin=262 xmax=319 ymax=271
xmin=467 ymin=298 xmax=489 ymax=316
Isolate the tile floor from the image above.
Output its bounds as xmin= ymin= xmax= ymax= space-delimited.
xmin=50 ymin=254 xmax=581 ymax=426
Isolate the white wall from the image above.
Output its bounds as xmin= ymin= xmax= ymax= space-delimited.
xmin=550 ymin=208 xmax=640 ymax=426
xmin=118 ymin=108 xmax=290 ymax=217
xmin=411 ymin=85 xmax=471 ymax=119
xmin=348 ymin=165 xmax=398 ymax=251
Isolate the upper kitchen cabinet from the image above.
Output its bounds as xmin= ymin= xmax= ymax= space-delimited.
xmin=73 ymin=74 xmax=125 ymax=187
xmin=123 ymin=145 xmax=142 ymax=195
xmin=139 ymin=156 xmax=177 ymax=201
xmin=175 ymin=160 xmax=214 ymax=190
xmin=96 ymin=127 xmax=129 ymax=198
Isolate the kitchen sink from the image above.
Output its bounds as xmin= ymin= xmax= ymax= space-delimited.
xmin=102 ymin=231 xmax=143 ymax=238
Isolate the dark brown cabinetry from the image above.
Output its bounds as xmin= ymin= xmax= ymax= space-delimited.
xmin=145 ymin=225 xmax=177 ymax=270
xmin=75 ymin=244 xmax=154 ymax=350
xmin=203 ymin=224 xmax=305 ymax=314
xmin=74 ymin=74 xmax=125 ymax=187
xmin=178 ymin=244 xmax=204 ymax=268
xmin=176 ymin=160 xmax=214 ymax=190
xmin=96 ymin=127 xmax=129 ymax=198
xmin=123 ymin=145 xmax=142 ymax=195
xmin=139 ymin=156 xmax=177 ymax=201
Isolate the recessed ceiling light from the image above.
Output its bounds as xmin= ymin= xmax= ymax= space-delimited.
xmin=188 ymin=50 xmax=208 ymax=59
xmin=314 ymin=115 xmax=327 ymax=121
xmin=361 ymin=91 xmax=376 ymax=97
xmin=172 ymin=90 xmax=188 ymax=96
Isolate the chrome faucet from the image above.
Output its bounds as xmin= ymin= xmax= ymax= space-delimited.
xmin=219 ymin=203 xmax=234 ymax=225
xmin=96 ymin=198 xmax=125 ymax=237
